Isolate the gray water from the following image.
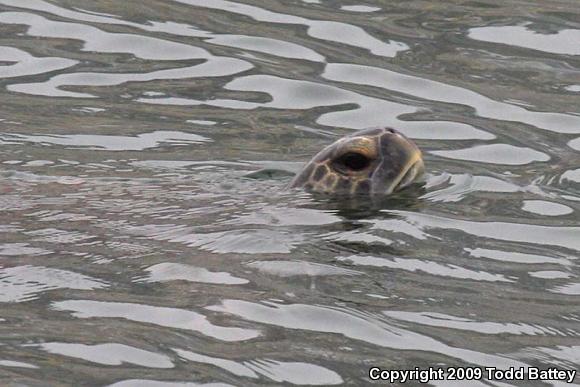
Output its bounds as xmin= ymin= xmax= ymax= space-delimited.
xmin=0 ymin=0 xmax=579 ymax=386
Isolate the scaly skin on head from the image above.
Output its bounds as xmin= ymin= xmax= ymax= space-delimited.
xmin=289 ymin=127 xmax=424 ymax=196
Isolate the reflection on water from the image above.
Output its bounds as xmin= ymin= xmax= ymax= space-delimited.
xmin=0 ymin=0 xmax=579 ymax=385
xmin=468 ymin=23 xmax=580 ymax=56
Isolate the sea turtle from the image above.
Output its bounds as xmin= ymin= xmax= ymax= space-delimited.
xmin=289 ymin=127 xmax=424 ymax=196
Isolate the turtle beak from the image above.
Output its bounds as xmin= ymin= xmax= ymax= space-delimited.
xmin=370 ymin=134 xmax=424 ymax=195
xmin=393 ymin=156 xmax=424 ymax=192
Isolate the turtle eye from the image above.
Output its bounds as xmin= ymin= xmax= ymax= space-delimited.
xmin=333 ymin=152 xmax=371 ymax=173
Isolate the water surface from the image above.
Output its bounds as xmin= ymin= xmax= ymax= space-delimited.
xmin=0 ymin=0 xmax=579 ymax=386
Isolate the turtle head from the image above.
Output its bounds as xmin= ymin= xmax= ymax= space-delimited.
xmin=289 ymin=127 xmax=424 ymax=196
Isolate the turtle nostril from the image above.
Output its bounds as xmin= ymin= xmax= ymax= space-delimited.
xmin=386 ymin=128 xmax=396 ymax=134
xmin=334 ymin=152 xmax=370 ymax=172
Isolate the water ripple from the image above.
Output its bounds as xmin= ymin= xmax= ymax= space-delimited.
xmin=53 ymin=300 xmax=260 ymax=342
xmin=0 ymin=266 xmax=107 ymax=303
xmin=0 ymin=46 xmax=77 ymax=78
xmin=0 ymin=12 xmax=209 ymax=60
xmin=0 ymin=360 xmax=38 ymax=369
xmin=323 ymin=63 xmax=580 ymax=133
xmin=338 ymin=255 xmax=511 ymax=282
xmin=246 ymin=260 xmax=361 ymax=278
xmin=9 ymin=61 xmax=252 ymax=98
xmin=108 ymin=381 xmax=232 ymax=387
xmin=521 ymin=200 xmax=574 ymax=216
xmin=383 ymin=311 xmax=570 ymax=336
xmin=0 ymin=243 xmax=50 ymax=256
xmin=32 ymin=342 xmax=174 ymax=368
xmin=207 ymin=300 xmax=526 ymax=368
xmin=431 ymin=144 xmax=550 ymax=165
xmin=140 ymin=262 xmax=249 ymax=285
xmin=391 ymin=211 xmax=580 ymax=252
xmin=122 ymin=222 xmax=306 ymax=254
xmin=172 ymin=0 xmax=408 ymax=57
xmin=468 ymin=23 xmax=580 ymax=56
xmin=175 ymin=348 xmax=343 ymax=385
xmin=466 ymin=248 xmax=572 ymax=266
xmin=0 ymin=131 xmax=212 ymax=151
